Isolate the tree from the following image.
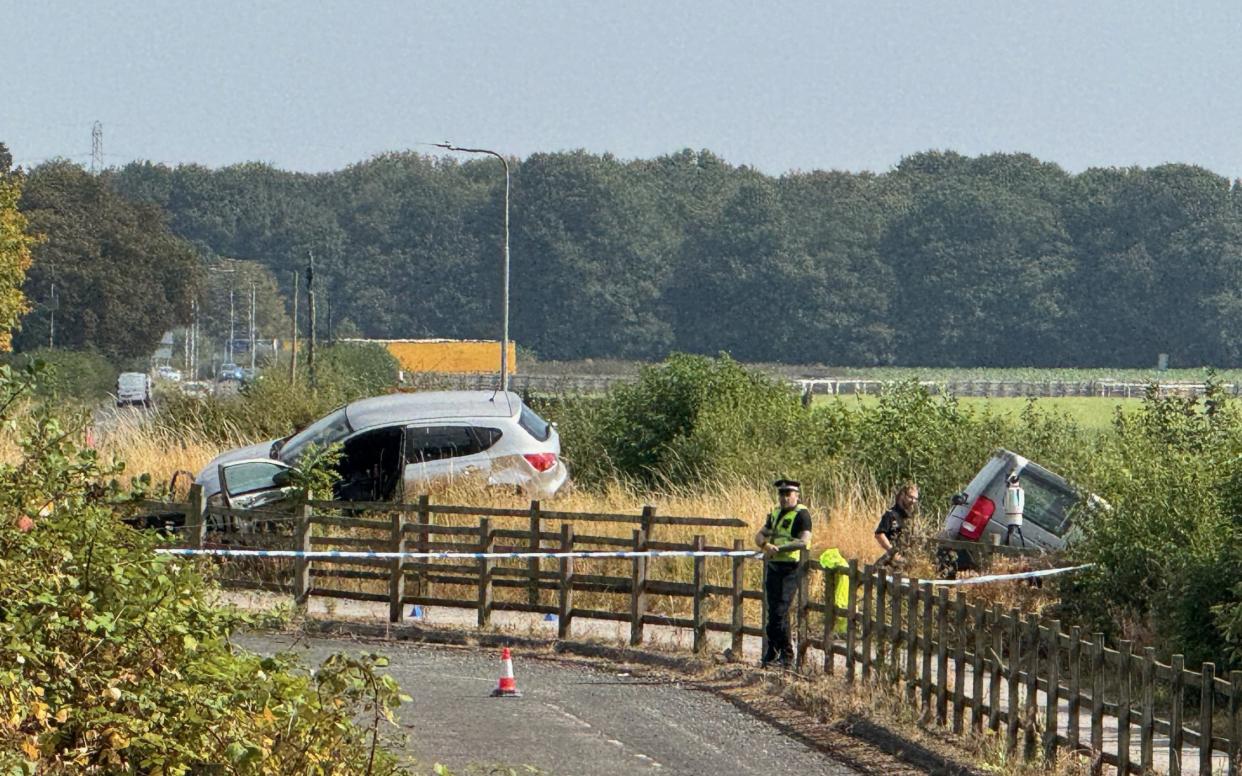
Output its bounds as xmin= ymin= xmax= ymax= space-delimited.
xmin=0 ymin=143 xmax=34 ymax=351
xmin=16 ymin=161 xmax=201 ymax=361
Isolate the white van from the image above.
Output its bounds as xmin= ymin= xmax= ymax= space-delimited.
xmin=937 ymin=449 xmax=1094 ymax=574
xmin=116 ymin=372 xmax=153 ymax=407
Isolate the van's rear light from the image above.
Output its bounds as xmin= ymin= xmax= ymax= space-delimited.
xmin=958 ymin=496 xmax=995 ymax=541
xmin=523 ymin=453 xmax=558 ymax=472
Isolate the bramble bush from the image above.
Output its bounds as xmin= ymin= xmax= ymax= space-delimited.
xmin=0 ymin=361 xmax=412 ymax=774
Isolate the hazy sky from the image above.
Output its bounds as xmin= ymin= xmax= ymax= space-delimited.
xmin=4 ymin=1 xmax=1241 ymax=177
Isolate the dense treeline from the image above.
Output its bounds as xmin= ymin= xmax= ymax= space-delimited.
xmin=18 ymin=147 xmax=1242 ymax=367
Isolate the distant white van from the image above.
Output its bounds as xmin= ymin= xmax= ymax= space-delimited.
xmin=116 ymin=372 xmax=153 ymax=407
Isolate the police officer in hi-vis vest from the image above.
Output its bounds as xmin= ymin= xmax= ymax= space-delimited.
xmin=754 ymin=479 xmax=813 ymax=668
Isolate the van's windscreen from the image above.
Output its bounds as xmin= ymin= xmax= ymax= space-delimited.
xmin=1018 ymin=466 xmax=1078 ymax=536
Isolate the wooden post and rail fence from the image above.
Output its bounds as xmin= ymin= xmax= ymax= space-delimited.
xmin=151 ymin=486 xmax=1241 ymax=775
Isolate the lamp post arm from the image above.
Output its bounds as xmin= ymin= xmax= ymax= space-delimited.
xmin=434 ymin=142 xmax=511 ymax=393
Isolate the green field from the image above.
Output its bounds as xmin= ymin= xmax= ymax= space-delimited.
xmin=819 ymin=394 xmax=1135 ymax=432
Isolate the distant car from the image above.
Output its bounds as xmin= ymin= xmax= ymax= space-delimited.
xmin=195 ymin=390 xmax=571 ymax=509
xmin=116 ymin=372 xmax=153 ymax=407
xmin=218 ymin=363 xmax=244 ymax=382
xmin=180 ymin=381 xmax=212 ymax=399
xmin=156 ymin=366 xmax=182 ymax=382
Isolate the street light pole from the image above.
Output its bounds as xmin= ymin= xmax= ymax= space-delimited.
xmin=435 ymin=142 xmax=510 ymax=393
xmin=249 ymin=281 xmax=257 ymax=371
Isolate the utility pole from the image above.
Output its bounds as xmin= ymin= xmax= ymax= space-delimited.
xmin=228 ymin=288 xmax=235 ymax=364
xmin=325 ymin=290 xmax=333 ymax=346
xmin=48 ymin=283 xmax=55 ymax=348
xmin=307 ymin=252 xmax=316 ymax=393
xmin=289 ymin=271 xmax=299 ymax=382
xmin=189 ymin=298 xmax=198 ymax=379
xmin=249 ymin=281 xmax=257 ymax=371
xmin=90 ymin=121 xmax=103 ymax=174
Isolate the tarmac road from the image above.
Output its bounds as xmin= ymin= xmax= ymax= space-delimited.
xmin=237 ymin=633 xmax=857 ymax=776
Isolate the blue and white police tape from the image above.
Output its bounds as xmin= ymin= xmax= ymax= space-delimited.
xmin=155 ymin=548 xmax=764 ymax=561
xmin=922 ymin=563 xmax=1094 ymax=587
xmin=153 ymin=548 xmax=1094 ymax=587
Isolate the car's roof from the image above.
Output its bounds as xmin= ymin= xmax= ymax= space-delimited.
xmin=345 ymin=390 xmax=522 ymax=430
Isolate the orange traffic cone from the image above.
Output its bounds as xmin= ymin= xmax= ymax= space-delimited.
xmin=491 ymin=647 xmax=522 ymax=697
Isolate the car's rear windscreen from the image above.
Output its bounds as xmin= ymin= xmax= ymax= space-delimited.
xmin=518 ymin=404 xmax=552 ymax=442
xmin=1018 ymin=465 xmax=1078 ymax=536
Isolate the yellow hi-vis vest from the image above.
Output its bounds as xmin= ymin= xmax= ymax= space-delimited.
xmin=818 ymin=548 xmax=850 ymax=635
xmin=766 ymin=507 xmax=804 ymax=563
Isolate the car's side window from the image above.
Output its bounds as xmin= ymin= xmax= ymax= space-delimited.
xmin=406 ymin=426 xmax=501 ymax=463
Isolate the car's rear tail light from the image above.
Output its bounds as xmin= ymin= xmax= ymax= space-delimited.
xmin=958 ymin=495 xmax=995 ymax=541
xmin=523 ymin=452 xmax=558 ymax=472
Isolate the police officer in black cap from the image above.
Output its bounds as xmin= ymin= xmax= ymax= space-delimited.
xmin=754 ymin=478 xmax=813 ymax=668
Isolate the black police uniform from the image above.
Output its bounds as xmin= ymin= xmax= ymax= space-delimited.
xmin=761 ymin=501 xmax=812 ymax=666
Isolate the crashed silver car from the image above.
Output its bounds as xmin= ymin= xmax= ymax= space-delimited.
xmin=195 ymin=391 xmax=570 ymax=509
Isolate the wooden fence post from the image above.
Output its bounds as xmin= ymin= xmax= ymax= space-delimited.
xmin=557 ymin=524 xmax=574 ymax=639
xmin=1044 ymin=620 xmax=1062 ymax=763
xmin=477 ymin=518 xmax=493 ymax=628
xmin=1024 ymin=616 xmax=1040 ymax=760
xmin=731 ymin=538 xmax=745 ymax=658
xmin=1229 ymin=670 xmax=1241 ymax=776
xmin=824 ymin=566 xmax=838 ymax=675
xmin=972 ymin=604 xmax=986 ymax=733
xmin=388 ymin=510 xmax=406 ymax=623
xmin=920 ymin=582 xmax=933 ymax=711
xmin=936 ymin=587 xmax=949 ymax=726
xmin=1117 ymin=641 xmax=1132 ymax=774
xmin=185 ymin=483 xmax=206 ymax=549
xmin=692 ymin=535 xmax=706 ymax=654
xmin=952 ymin=593 xmax=967 ymax=734
xmin=1007 ymin=611 xmax=1023 ymax=754
xmin=796 ymin=547 xmax=809 ymax=668
xmin=1091 ymin=633 xmax=1105 ymax=770
xmin=845 ymin=560 xmax=859 ymax=683
xmin=293 ymin=501 xmax=312 ymax=610
xmin=990 ymin=603 xmax=1004 ymax=733
xmin=1068 ymin=626 xmax=1082 ymax=753
xmin=631 ymin=527 xmax=649 ymax=647
xmin=891 ymin=574 xmax=904 ymax=671
xmin=1141 ymin=646 xmax=1155 ymax=774
xmin=415 ymin=495 xmax=430 ymax=600
xmin=862 ymin=565 xmax=875 ymax=680
xmin=905 ymin=579 xmax=918 ymax=703
xmin=1170 ymin=654 xmax=1184 ymax=776
xmin=527 ymin=500 xmax=541 ymax=606
xmin=875 ymin=565 xmax=887 ymax=667
xmin=1201 ymin=663 xmax=1216 ymax=776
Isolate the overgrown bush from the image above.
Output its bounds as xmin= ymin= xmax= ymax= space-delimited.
xmin=0 ymin=362 xmax=412 ymax=773
xmin=8 ymin=348 xmax=117 ymax=402
xmin=1064 ymin=378 xmax=1242 ymax=667
xmin=558 ymin=354 xmax=825 ymax=487
xmin=152 ymin=343 xmax=399 ymax=445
